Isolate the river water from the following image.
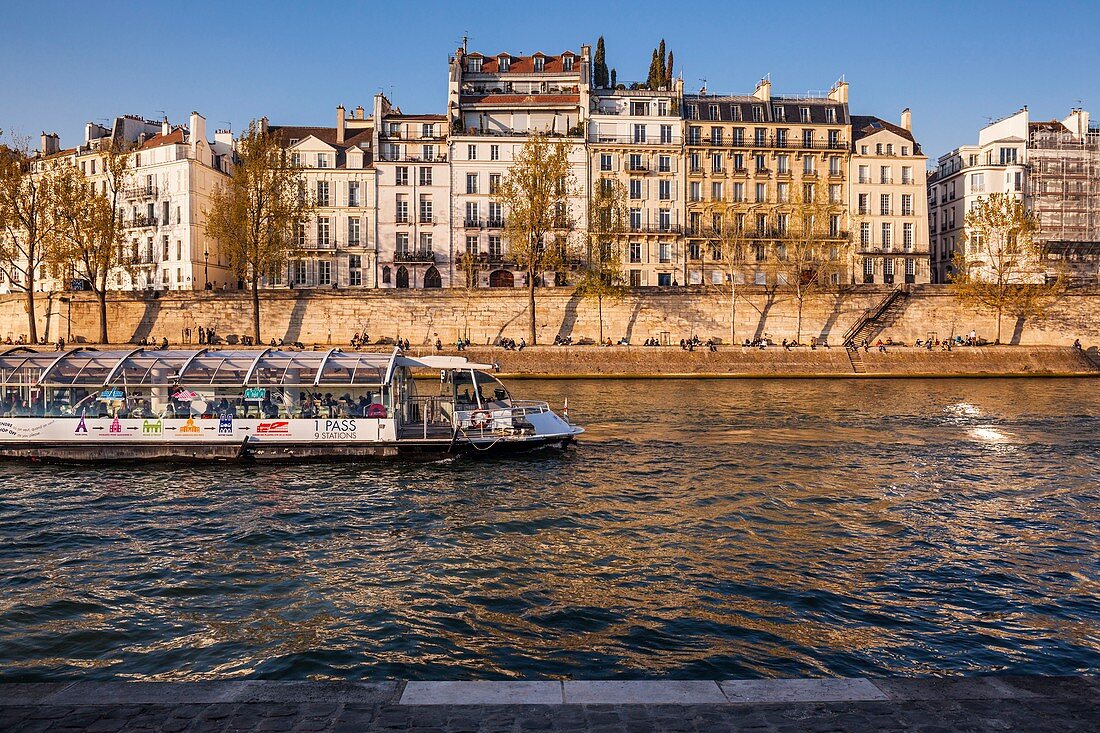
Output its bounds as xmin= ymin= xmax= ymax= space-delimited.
xmin=0 ymin=378 xmax=1097 ymax=681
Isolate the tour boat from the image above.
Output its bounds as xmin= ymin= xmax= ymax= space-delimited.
xmin=0 ymin=347 xmax=582 ymax=461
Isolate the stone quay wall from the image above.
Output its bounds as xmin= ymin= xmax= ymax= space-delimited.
xmin=2 ymin=285 xmax=1099 ymax=349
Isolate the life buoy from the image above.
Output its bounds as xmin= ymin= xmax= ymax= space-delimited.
xmin=469 ymin=409 xmax=492 ymax=429
xmin=365 ymin=403 xmax=387 ymax=419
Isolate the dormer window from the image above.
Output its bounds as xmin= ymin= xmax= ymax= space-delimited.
xmin=773 ymin=105 xmax=785 ymax=121
xmin=498 ymin=55 xmax=510 ymax=72
xmin=289 ymin=138 xmax=299 ymax=145
xmin=825 ymin=107 xmax=838 ymax=123
xmin=752 ymin=106 xmax=764 ymax=122
xmin=709 ymin=104 xmax=719 ymax=120
xmin=468 ymin=56 xmax=482 ymax=73
xmin=562 ymin=54 xmax=574 ymax=71
xmin=533 ymin=56 xmax=544 ymax=72
xmin=800 ymin=107 xmax=811 ymax=123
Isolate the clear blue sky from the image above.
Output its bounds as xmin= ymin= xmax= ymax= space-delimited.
xmin=2 ymin=0 xmax=1096 ymax=161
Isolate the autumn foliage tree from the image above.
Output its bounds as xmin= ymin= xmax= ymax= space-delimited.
xmin=205 ymin=121 xmax=313 ymax=344
xmin=576 ymin=177 xmax=628 ymax=343
xmin=494 ymin=133 xmax=576 ymax=345
xmin=951 ymin=192 xmax=1064 ymax=343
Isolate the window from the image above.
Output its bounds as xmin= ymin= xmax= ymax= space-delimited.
xmin=880 ymin=194 xmax=891 ymax=216
xmin=777 ymin=213 xmax=789 ymax=235
xmin=658 ymin=180 xmax=671 ymax=200
xmin=395 ymin=195 xmax=408 ymax=223
xmin=497 ymin=56 xmax=509 ymax=71
xmin=419 ymin=232 xmax=433 ymax=252
xmin=829 ymin=214 xmax=840 ymax=238
xmin=348 ymin=217 xmax=361 ymax=245
xmin=688 ymin=126 xmax=701 ymax=144
xmin=828 ymin=129 xmax=840 ymax=147
xmin=881 ymin=223 xmax=892 ymax=250
xmin=630 ymin=179 xmax=642 ymax=199
xmin=317 ymin=153 xmax=329 ymax=168
xmin=162 ymin=236 xmax=169 ymax=261
xmin=777 ymin=155 xmax=789 ymax=174
xmin=600 ymin=154 xmax=612 ymax=171
xmin=859 ymin=165 xmax=871 ymax=183
xmin=630 ymin=270 xmax=642 ymax=287
xmin=902 ymin=194 xmax=913 ymax=216
xmin=419 ymin=167 xmax=432 ymax=186
xmin=755 ymin=154 xmax=766 ymax=172
xmin=712 ymin=182 xmax=723 ymax=200
xmin=800 ymin=107 xmax=811 ymax=123
xmin=825 ymin=108 xmax=837 ymax=123
xmin=860 ymin=222 xmax=871 ymax=246
xmin=901 ymin=166 xmax=912 ymax=185
xmin=710 ymin=126 xmax=722 ymax=145
xmin=533 ymin=56 xmax=544 ymax=72
xmin=905 ymin=258 xmax=915 ymax=276
xmin=886 ymin=143 xmax=894 ymax=155
xmin=829 ymin=184 xmax=841 ymax=203
xmin=659 ymin=209 xmax=671 ymax=231
xmin=732 ymin=128 xmax=745 ymax=146
xmin=562 ymin=55 xmax=573 ymax=71
xmin=467 ymin=144 xmax=477 ymax=160
xmin=296 ymin=221 xmax=307 ymax=246
xmin=465 ymin=201 xmax=479 ymax=225
xmin=829 ymin=156 xmax=841 ymax=175
xmin=689 ymin=182 xmax=701 ymax=201
xmin=490 ymin=144 xmax=499 ymax=161
xmin=756 ymin=214 xmax=767 ymax=235
xmin=317 ymin=217 xmax=331 ymax=246
xmin=316 ymin=181 xmax=330 ymax=206
xmin=689 ymin=153 xmax=700 ymax=172
xmin=466 ymin=173 xmax=478 ymax=194
xmin=858 ymin=193 xmax=869 ymax=214
xmin=635 ymin=124 xmax=648 ymax=143
xmin=732 ymin=182 xmax=744 ymax=202
xmin=903 ymin=223 xmax=913 ymax=250
xmin=629 ymin=242 xmax=642 ymax=263
xmin=803 ymin=156 xmax=815 ymax=174
xmin=754 ymin=127 xmax=766 ymax=147
xmin=395 ymin=166 xmax=408 ymax=185
xmin=395 ymin=232 xmax=409 ymax=254
xmin=711 ymin=153 xmax=722 ymax=173
xmin=864 ymin=258 xmax=874 ymax=277
xmin=422 ymin=145 xmax=434 ymax=161
xmin=349 ymin=255 xmax=362 ymax=286
xmin=419 ymin=195 xmax=432 ymax=223
xmin=659 ymin=243 xmax=671 ymax=263
xmin=489 ymin=173 xmax=501 ymax=194
xmin=468 ymin=56 xmax=482 ymax=72
xmin=1000 ymin=147 xmax=1017 ymax=165
xmin=876 ymin=143 xmax=883 ymax=155
xmin=348 ymin=181 xmax=360 ymax=207
xmin=489 ymin=235 xmax=502 ymax=257
xmin=880 ymin=165 xmax=891 ymax=184
xmin=773 ymin=105 xmax=786 ymax=122
xmin=709 ymin=104 xmax=719 ymax=120
xmin=630 ymin=153 xmax=644 ymax=171
xmin=884 ymin=258 xmax=894 ymax=277
xmin=658 ymin=155 xmax=671 ymax=172
xmin=318 ymin=260 xmax=331 ymax=286
xmin=382 ymin=266 xmax=391 ymax=284
xmin=465 ymin=235 xmax=479 ymax=254
xmin=777 ymin=182 xmax=789 ymax=203
xmin=629 ymin=208 xmax=642 ymax=230
xmin=488 ymin=202 xmax=502 ymax=225
xmin=755 ymin=182 xmax=766 ymax=203
xmin=901 ymin=146 xmax=909 ymax=156
xmin=752 ymin=106 xmax=763 ymax=122
xmin=970 ymin=173 xmax=985 ymax=193
xmin=660 ymin=125 xmax=673 ymax=144
xmin=776 ymin=129 xmax=788 ymax=148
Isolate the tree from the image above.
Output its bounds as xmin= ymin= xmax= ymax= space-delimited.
xmin=951 ymin=192 xmax=1064 ymax=343
xmin=593 ymin=36 xmax=609 ymax=89
xmin=647 ymin=49 xmax=661 ymax=90
xmin=0 ymin=134 xmax=63 ymax=343
xmin=665 ymin=50 xmax=674 ymax=89
xmin=494 ymin=132 xmax=576 ymax=345
xmin=205 ymin=121 xmax=313 ymax=344
xmin=657 ymin=39 xmax=667 ymax=88
xmin=610 ymin=68 xmax=617 ymax=89
xmin=576 ymin=178 xmax=628 ymax=343
xmin=703 ymin=202 xmax=756 ymax=346
xmin=51 ymin=139 xmax=133 ymax=344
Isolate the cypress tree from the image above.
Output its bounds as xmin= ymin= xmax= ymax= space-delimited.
xmin=594 ymin=36 xmax=609 ymax=88
xmin=611 ymin=68 xmax=617 ymax=89
xmin=647 ymin=49 xmax=660 ymax=90
xmin=666 ymin=50 xmax=674 ymax=88
xmin=657 ymin=40 xmax=666 ymax=88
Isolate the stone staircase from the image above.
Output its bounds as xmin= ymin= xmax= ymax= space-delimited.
xmin=843 ymin=286 xmax=910 ymax=347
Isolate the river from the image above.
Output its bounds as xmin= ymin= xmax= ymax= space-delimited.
xmin=0 ymin=378 xmax=1097 ymax=680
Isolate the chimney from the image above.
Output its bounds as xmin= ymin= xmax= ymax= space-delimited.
xmin=40 ymin=132 xmax=60 ymax=156
xmin=753 ymin=76 xmax=771 ymax=103
xmin=355 ymin=105 xmax=365 ymax=120
xmin=189 ymin=111 xmax=206 ymax=156
xmin=161 ymin=118 xmax=171 ymax=137
xmin=336 ymin=105 xmax=346 ymax=144
xmin=828 ymin=78 xmax=849 ymax=104
xmin=214 ymin=129 xmax=233 ymax=148
xmin=901 ymin=107 xmax=912 ymax=131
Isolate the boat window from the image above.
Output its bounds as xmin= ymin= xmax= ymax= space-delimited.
xmin=178 ymin=351 xmax=257 ymax=385
xmin=473 ymin=370 xmax=511 ymax=406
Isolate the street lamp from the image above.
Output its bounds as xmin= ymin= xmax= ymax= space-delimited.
xmin=203 ymin=248 xmax=210 ymax=289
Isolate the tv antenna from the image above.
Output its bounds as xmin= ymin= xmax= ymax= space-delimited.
xmin=699 ymin=77 xmax=707 ymax=94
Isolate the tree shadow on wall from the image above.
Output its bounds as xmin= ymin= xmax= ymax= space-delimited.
xmin=622 ymin=295 xmax=643 ymax=343
xmin=493 ymin=299 xmax=528 ymax=345
xmin=557 ymin=290 xmax=583 ymax=341
xmin=282 ymin=291 xmax=312 ymax=345
xmin=128 ymin=296 xmax=162 ymax=344
xmin=817 ymin=289 xmax=851 ymax=344
xmin=1010 ymin=315 xmax=1026 ymax=345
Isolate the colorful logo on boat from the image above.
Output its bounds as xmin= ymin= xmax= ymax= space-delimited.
xmin=74 ymin=412 xmax=88 ymax=434
xmin=218 ymin=413 xmax=233 ymax=435
xmin=109 ymin=416 xmax=122 ymax=434
xmin=255 ymin=421 xmax=290 ymax=435
xmin=179 ymin=417 xmax=201 ymax=435
xmin=142 ymin=418 xmax=162 ymax=435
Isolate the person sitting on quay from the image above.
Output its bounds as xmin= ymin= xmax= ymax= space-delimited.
xmin=434 ymin=337 xmax=443 ymax=352
xmin=54 ymin=337 xmax=65 ymax=352
xmin=876 ymin=339 xmax=887 ymax=353
xmin=1073 ymin=338 xmax=1082 ymax=350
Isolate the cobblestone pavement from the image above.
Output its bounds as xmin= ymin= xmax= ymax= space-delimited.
xmin=0 ymin=676 xmax=1096 ymax=732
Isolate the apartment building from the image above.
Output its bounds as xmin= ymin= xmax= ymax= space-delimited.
xmin=371 ymin=95 xmax=451 ymax=289
xmin=850 ymin=110 xmax=930 ymax=284
xmin=10 ymin=113 xmax=233 ymax=295
xmin=682 ymin=78 xmax=852 ymax=286
xmin=448 ymin=45 xmax=591 ymax=288
xmin=588 ymin=82 xmax=684 ymax=286
xmin=267 ymin=106 xmax=376 ymax=288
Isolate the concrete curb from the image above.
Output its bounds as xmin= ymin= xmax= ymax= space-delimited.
xmin=497 ymin=370 xmax=1100 ymax=379
xmin=2 ymin=677 xmax=1096 ymax=707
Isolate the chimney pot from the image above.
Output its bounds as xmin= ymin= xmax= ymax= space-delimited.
xmin=901 ymin=107 xmax=912 ymax=131
xmin=336 ymin=105 xmax=346 ymax=144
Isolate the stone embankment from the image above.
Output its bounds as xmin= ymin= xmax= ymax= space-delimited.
xmin=420 ymin=345 xmax=1100 ymax=378
xmin=1 ymin=676 xmax=1096 ymax=732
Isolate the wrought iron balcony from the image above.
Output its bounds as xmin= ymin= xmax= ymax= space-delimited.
xmin=394 ymin=250 xmax=436 ymax=263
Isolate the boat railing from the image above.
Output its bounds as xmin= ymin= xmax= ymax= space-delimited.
xmin=453 ymin=401 xmax=550 ymax=433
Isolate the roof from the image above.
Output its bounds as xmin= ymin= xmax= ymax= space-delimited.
xmin=850 ymin=115 xmax=919 ymax=150
xmin=386 ymin=113 xmax=447 ymax=121
xmin=683 ymin=95 xmax=848 ymax=124
xmin=464 ymin=51 xmax=580 ymax=74
xmin=268 ymin=125 xmax=374 ymax=167
xmin=139 ymin=129 xmax=186 ymax=150
xmin=1030 ymin=120 xmax=1071 ymax=134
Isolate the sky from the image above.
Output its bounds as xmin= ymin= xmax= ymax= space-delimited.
xmin=2 ymin=0 xmax=1097 ymax=161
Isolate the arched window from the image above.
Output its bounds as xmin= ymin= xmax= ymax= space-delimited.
xmin=396 ymin=266 xmax=410 ymax=288
xmin=423 ymin=266 xmax=442 ymax=289
xmin=382 ymin=266 xmax=391 ymax=284
xmin=488 ymin=269 xmax=514 ymax=288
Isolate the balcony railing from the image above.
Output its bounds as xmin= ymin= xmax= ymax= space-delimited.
xmin=464 ymin=218 xmax=483 ymax=228
xmin=121 ymin=184 xmax=157 ymax=199
xmin=592 ymin=134 xmax=678 ymax=145
xmin=127 ymin=215 xmax=158 ymax=228
xmin=628 ymin=224 xmax=681 ymax=234
xmin=687 ymin=137 xmax=847 ymax=150
xmin=395 ymin=250 xmax=436 ymax=263
xmin=487 ymin=218 xmax=506 ymax=228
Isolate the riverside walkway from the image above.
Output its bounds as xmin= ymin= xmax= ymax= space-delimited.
xmin=1 ymin=676 xmax=1096 ymax=732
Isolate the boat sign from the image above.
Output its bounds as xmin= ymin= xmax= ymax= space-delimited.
xmin=99 ymin=388 xmax=125 ymax=400
xmin=244 ymin=388 xmax=267 ymax=401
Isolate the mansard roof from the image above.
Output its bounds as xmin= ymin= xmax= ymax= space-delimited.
xmin=267 ymin=125 xmax=374 ymax=167
xmin=139 ymin=129 xmax=186 ymax=150
xmin=850 ymin=115 xmax=919 ymax=151
xmin=465 ymin=51 xmax=580 ymax=74
xmin=683 ymin=95 xmax=849 ymax=125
